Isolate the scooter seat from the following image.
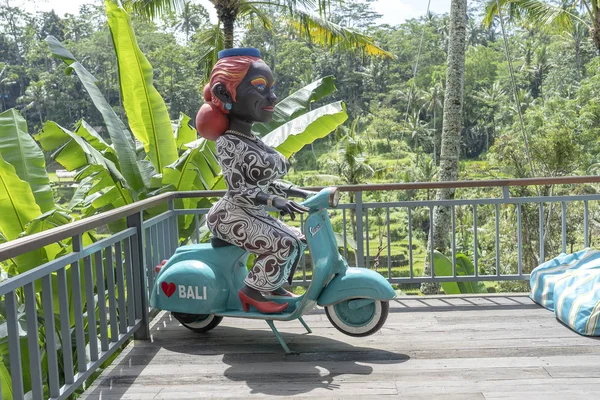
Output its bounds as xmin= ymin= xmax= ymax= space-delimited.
xmin=210 ymin=237 xmax=235 ymax=248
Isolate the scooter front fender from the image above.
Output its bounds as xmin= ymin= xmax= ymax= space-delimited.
xmin=150 ymin=260 xmax=226 ymax=314
xmin=317 ymin=267 xmax=396 ymax=306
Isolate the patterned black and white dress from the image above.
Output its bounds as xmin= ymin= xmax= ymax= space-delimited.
xmin=207 ymin=133 xmax=306 ymax=291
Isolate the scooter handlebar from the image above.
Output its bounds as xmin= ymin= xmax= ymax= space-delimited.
xmin=300 ymin=187 xmax=339 ymax=211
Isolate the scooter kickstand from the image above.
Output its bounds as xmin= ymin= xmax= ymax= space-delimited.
xmin=298 ymin=317 xmax=312 ymax=334
xmin=266 ymin=320 xmax=291 ymax=354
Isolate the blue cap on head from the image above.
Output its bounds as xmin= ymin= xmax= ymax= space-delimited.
xmin=218 ymin=48 xmax=261 ymax=59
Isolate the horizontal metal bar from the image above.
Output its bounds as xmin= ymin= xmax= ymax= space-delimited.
xmin=174 ymin=175 xmax=600 ymax=195
xmin=360 ymin=194 xmax=600 ymax=209
xmin=80 ymin=228 xmax=137 ymax=256
xmin=142 ymin=210 xmax=175 ymax=229
xmin=386 ymin=275 xmax=530 ymax=284
xmin=176 ymin=194 xmax=600 ymax=218
xmin=173 ymin=209 xmax=211 ymax=216
xmin=291 ymin=273 xmax=530 ymax=287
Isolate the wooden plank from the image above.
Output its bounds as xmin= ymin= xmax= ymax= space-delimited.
xmin=82 ymin=296 xmax=600 ymax=400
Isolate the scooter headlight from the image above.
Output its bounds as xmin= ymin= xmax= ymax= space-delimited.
xmin=329 ymin=187 xmax=340 ymax=208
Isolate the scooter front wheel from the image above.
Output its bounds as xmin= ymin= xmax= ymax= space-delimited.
xmin=172 ymin=312 xmax=223 ymax=333
xmin=325 ymin=299 xmax=389 ymax=337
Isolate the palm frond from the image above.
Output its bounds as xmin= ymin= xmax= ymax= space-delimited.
xmin=124 ymin=0 xmax=184 ymax=19
xmin=290 ymin=9 xmax=394 ymax=58
xmin=197 ymin=23 xmax=225 ymax=83
xmin=239 ymin=1 xmax=274 ymax=30
xmin=482 ymin=0 xmax=588 ymax=31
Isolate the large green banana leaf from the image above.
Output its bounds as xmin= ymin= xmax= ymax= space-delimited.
xmin=0 ymin=153 xmax=43 ymax=242
xmin=175 ymin=113 xmax=198 ymax=151
xmin=105 ymin=1 xmax=178 ymax=173
xmin=75 ymin=165 xmax=133 ymax=222
xmin=35 ymin=122 xmax=133 ymax=221
xmin=46 ymin=35 xmax=147 ymax=199
xmin=163 ymin=139 xmax=222 ymax=235
xmin=13 ymin=210 xmax=72 ymax=277
xmin=0 ymin=360 xmax=12 ymax=400
xmin=263 ymin=101 xmax=348 ymax=158
xmin=163 ymin=139 xmax=221 ymax=192
xmin=432 ymin=250 xmax=488 ymax=294
xmin=0 ymin=109 xmax=54 ymax=213
xmin=252 ymin=76 xmax=338 ymax=136
xmin=76 ymin=120 xmax=111 ymax=153
xmin=35 ymin=122 xmax=127 ymax=186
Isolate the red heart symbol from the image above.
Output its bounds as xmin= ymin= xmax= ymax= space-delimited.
xmin=161 ymin=282 xmax=176 ymax=297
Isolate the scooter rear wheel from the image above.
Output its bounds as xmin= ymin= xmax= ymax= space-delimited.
xmin=325 ymin=299 xmax=389 ymax=337
xmin=172 ymin=312 xmax=223 ymax=333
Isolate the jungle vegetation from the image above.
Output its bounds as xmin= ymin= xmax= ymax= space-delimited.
xmin=2 ymin=0 xmax=600 ymax=294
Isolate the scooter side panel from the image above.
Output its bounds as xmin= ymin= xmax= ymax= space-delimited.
xmin=151 ymin=259 xmax=228 ymax=314
xmin=157 ymin=243 xmax=247 ymax=277
xmin=317 ymin=267 xmax=397 ymax=306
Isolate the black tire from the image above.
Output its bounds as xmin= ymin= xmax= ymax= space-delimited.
xmin=325 ymin=300 xmax=389 ymax=337
xmin=172 ymin=312 xmax=223 ymax=333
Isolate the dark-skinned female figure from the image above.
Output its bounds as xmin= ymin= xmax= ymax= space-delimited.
xmin=196 ymin=48 xmax=312 ymax=314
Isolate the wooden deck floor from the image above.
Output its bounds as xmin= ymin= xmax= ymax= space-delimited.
xmin=82 ymin=294 xmax=600 ymax=399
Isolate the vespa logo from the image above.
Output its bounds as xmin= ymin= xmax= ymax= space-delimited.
xmin=161 ymin=282 xmax=207 ymax=300
xmin=309 ymin=223 xmax=322 ymax=237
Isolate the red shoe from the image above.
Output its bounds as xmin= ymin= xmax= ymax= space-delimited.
xmin=238 ymin=290 xmax=288 ymax=314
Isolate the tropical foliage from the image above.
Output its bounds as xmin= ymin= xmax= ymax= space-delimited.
xmin=1 ymin=0 xmax=600 ymax=298
xmin=0 ymin=2 xmax=349 ymax=397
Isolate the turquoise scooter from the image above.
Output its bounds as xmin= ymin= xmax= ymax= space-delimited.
xmin=150 ymin=187 xmax=396 ymax=353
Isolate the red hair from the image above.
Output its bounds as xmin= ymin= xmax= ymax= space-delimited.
xmin=196 ymin=56 xmax=262 ymax=140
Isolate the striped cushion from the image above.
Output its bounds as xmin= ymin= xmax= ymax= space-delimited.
xmin=529 ymin=248 xmax=600 ymax=336
xmin=553 ymin=269 xmax=600 ymax=336
xmin=529 ymin=248 xmax=600 ymax=311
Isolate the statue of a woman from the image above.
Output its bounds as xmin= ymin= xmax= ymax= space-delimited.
xmin=196 ymin=48 xmax=312 ymax=314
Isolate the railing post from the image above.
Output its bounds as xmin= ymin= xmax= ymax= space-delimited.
xmin=127 ymin=211 xmax=150 ymax=340
xmin=168 ymin=198 xmax=178 ymax=256
xmin=355 ymin=191 xmax=365 ymax=268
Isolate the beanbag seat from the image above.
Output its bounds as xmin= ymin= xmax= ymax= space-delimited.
xmin=553 ymin=268 xmax=600 ymax=336
xmin=529 ymin=248 xmax=600 ymax=336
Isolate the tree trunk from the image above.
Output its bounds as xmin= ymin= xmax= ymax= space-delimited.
xmin=421 ymin=0 xmax=467 ymax=294
xmin=433 ymin=108 xmax=437 ymax=165
xmin=217 ymin=4 xmax=238 ymax=49
xmin=592 ymin=9 xmax=600 ymax=51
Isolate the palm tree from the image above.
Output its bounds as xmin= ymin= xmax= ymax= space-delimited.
xmin=18 ymin=79 xmax=49 ymax=127
xmin=125 ymin=0 xmax=392 ymax=60
xmin=473 ymin=81 xmax=506 ymax=150
xmin=420 ymin=81 xmax=444 ymax=163
xmin=565 ymin=20 xmax=589 ymax=79
xmin=483 ymin=0 xmax=600 ymax=51
xmin=404 ymin=112 xmax=433 ymax=165
xmin=423 ymin=0 xmax=467 ymax=294
xmin=174 ymin=0 xmax=207 ymax=42
xmin=414 ymin=155 xmax=438 ymax=201
xmin=329 ymin=118 xmax=374 ymax=239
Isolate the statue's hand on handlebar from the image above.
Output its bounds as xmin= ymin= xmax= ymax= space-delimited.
xmin=272 ymin=197 xmax=309 ymax=220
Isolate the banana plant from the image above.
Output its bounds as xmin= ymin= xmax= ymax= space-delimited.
xmin=432 ymin=250 xmax=488 ymax=294
xmin=42 ymin=2 xmax=347 ymax=242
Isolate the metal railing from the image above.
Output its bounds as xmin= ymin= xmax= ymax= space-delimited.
xmin=1 ymin=176 xmax=600 ymax=399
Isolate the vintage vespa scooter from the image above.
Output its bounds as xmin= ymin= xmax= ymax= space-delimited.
xmin=150 ymin=187 xmax=396 ymax=353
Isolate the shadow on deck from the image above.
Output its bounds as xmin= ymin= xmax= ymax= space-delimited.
xmin=82 ymin=294 xmax=600 ymax=399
